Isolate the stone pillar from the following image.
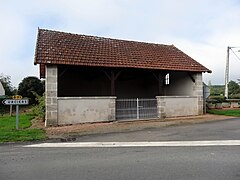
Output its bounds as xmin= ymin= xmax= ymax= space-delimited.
xmin=109 ymin=97 xmax=116 ymax=121
xmin=192 ymin=73 xmax=203 ymax=115
xmin=45 ymin=65 xmax=58 ymax=126
xmin=156 ymin=96 xmax=166 ymax=119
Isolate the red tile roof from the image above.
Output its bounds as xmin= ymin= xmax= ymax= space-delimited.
xmin=34 ymin=29 xmax=211 ymax=78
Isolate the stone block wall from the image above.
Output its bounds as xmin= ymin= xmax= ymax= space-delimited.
xmin=45 ymin=65 xmax=58 ymax=126
xmin=57 ymin=97 xmax=116 ymax=125
xmin=156 ymin=96 xmax=166 ymax=119
xmin=156 ymin=96 xmax=198 ymax=118
xmin=192 ymin=73 xmax=203 ymax=115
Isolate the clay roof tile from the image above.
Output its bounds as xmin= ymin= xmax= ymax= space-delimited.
xmin=34 ymin=29 xmax=211 ymax=78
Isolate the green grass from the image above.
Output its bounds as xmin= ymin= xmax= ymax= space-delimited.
xmin=207 ymin=109 xmax=240 ymax=117
xmin=0 ymin=114 xmax=46 ymax=143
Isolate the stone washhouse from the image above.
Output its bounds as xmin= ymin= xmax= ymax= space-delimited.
xmin=34 ymin=29 xmax=211 ymax=126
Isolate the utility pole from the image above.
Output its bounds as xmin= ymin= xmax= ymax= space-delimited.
xmin=224 ymin=46 xmax=240 ymax=99
xmin=224 ymin=47 xmax=230 ymax=99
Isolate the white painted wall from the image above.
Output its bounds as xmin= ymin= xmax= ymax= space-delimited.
xmin=164 ymin=72 xmax=194 ymax=96
xmin=58 ymin=97 xmax=116 ymax=125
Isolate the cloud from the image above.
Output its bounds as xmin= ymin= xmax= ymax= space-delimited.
xmin=0 ymin=0 xmax=240 ymax=87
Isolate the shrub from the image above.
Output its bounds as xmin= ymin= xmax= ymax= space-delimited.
xmin=31 ymin=92 xmax=45 ymax=121
xmin=229 ymin=94 xmax=240 ymax=99
xmin=0 ymin=95 xmax=10 ymax=115
xmin=208 ymin=96 xmax=226 ymax=103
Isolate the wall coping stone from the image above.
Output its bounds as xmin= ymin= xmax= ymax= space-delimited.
xmin=58 ymin=96 xmax=117 ymax=100
xmin=156 ymin=96 xmax=198 ymax=98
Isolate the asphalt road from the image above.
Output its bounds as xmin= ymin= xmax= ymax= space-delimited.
xmin=0 ymin=118 xmax=240 ymax=180
xmin=74 ymin=117 xmax=240 ymax=142
xmin=1 ymin=146 xmax=240 ymax=180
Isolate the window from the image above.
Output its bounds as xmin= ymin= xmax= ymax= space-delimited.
xmin=165 ymin=73 xmax=170 ymax=85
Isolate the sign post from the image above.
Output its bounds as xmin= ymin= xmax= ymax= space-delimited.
xmin=2 ymin=95 xmax=29 ymax=130
xmin=16 ymin=105 xmax=19 ymax=130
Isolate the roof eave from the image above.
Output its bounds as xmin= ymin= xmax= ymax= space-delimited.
xmin=34 ymin=27 xmax=41 ymax=66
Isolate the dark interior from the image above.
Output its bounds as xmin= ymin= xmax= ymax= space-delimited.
xmin=58 ymin=65 xmax=166 ymax=98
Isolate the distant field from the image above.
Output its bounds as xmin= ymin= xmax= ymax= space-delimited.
xmin=207 ymin=109 xmax=240 ymax=117
xmin=0 ymin=114 xmax=46 ymax=143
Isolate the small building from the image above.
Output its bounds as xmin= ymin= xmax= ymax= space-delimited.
xmin=34 ymin=29 xmax=211 ymax=126
xmin=0 ymin=81 xmax=5 ymax=96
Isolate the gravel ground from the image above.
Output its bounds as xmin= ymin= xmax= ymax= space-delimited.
xmin=35 ymin=114 xmax=236 ymax=139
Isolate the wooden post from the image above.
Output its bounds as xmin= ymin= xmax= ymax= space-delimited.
xmin=152 ymin=72 xmax=165 ymax=96
xmin=111 ymin=71 xmax=115 ymax=96
xmin=104 ymin=70 xmax=121 ymax=96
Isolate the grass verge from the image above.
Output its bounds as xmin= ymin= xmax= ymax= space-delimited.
xmin=0 ymin=114 xmax=46 ymax=143
xmin=207 ymin=109 xmax=240 ymax=117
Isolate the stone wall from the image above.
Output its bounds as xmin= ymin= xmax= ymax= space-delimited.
xmin=156 ymin=96 xmax=198 ymax=118
xmin=45 ymin=65 xmax=58 ymax=126
xmin=207 ymin=101 xmax=240 ymax=109
xmin=192 ymin=73 xmax=203 ymax=115
xmin=58 ymin=97 xmax=116 ymax=125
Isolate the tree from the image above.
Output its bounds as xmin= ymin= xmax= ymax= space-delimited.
xmin=210 ymin=85 xmax=224 ymax=96
xmin=18 ymin=76 xmax=44 ymax=104
xmin=0 ymin=73 xmax=14 ymax=95
xmin=228 ymin=80 xmax=240 ymax=95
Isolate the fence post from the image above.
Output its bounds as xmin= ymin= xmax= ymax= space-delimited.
xmin=136 ymin=98 xmax=139 ymax=119
xmin=10 ymin=105 xmax=12 ymax=116
xmin=16 ymin=105 xmax=19 ymax=130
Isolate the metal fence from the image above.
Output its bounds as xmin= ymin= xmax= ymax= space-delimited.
xmin=116 ymin=98 xmax=158 ymax=120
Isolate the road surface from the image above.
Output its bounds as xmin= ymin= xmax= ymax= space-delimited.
xmin=0 ymin=118 xmax=240 ymax=180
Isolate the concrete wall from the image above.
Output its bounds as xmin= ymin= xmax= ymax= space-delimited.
xmin=156 ymin=96 xmax=198 ymax=118
xmin=58 ymin=97 xmax=116 ymax=125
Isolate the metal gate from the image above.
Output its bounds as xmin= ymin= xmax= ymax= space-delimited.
xmin=116 ymin=98 xmax=158 ymax=120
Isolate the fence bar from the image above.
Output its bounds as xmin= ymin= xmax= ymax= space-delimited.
xmin=136 ymin=98 xmax=139 ymax=119
xmin=116 ymin=98 xmax=158 ymax=120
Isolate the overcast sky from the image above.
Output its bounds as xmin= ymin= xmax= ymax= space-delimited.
xmin=1 ymin=0 xmax=240 ymax=87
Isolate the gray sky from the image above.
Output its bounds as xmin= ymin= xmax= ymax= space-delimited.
xmin=0 ymin=0 xmax=240 ymax=87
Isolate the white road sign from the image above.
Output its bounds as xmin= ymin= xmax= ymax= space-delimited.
xmin=2 ymin=99 xmax=29 ymax=105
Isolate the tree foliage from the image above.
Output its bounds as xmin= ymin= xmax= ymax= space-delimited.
xmin=0 ymin=73 xmax=14 ymax=96
xmin=210 ymin=85 xmax=224 ymax=96
xmin=228 ymin=80 xmax=240 ymax=95
xmin=18 ymin=76 xmax=44 ymax=104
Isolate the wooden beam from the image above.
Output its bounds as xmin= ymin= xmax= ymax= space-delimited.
xmin=103 ymin=70 xmax=121 ymax=95
xmin=187 ymin=72 xmax=195 ymax=83
xmin=104 ymin=71 xmax=111 ymax=80
xmin=59 ymin=68 xmax=67 ymax=77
